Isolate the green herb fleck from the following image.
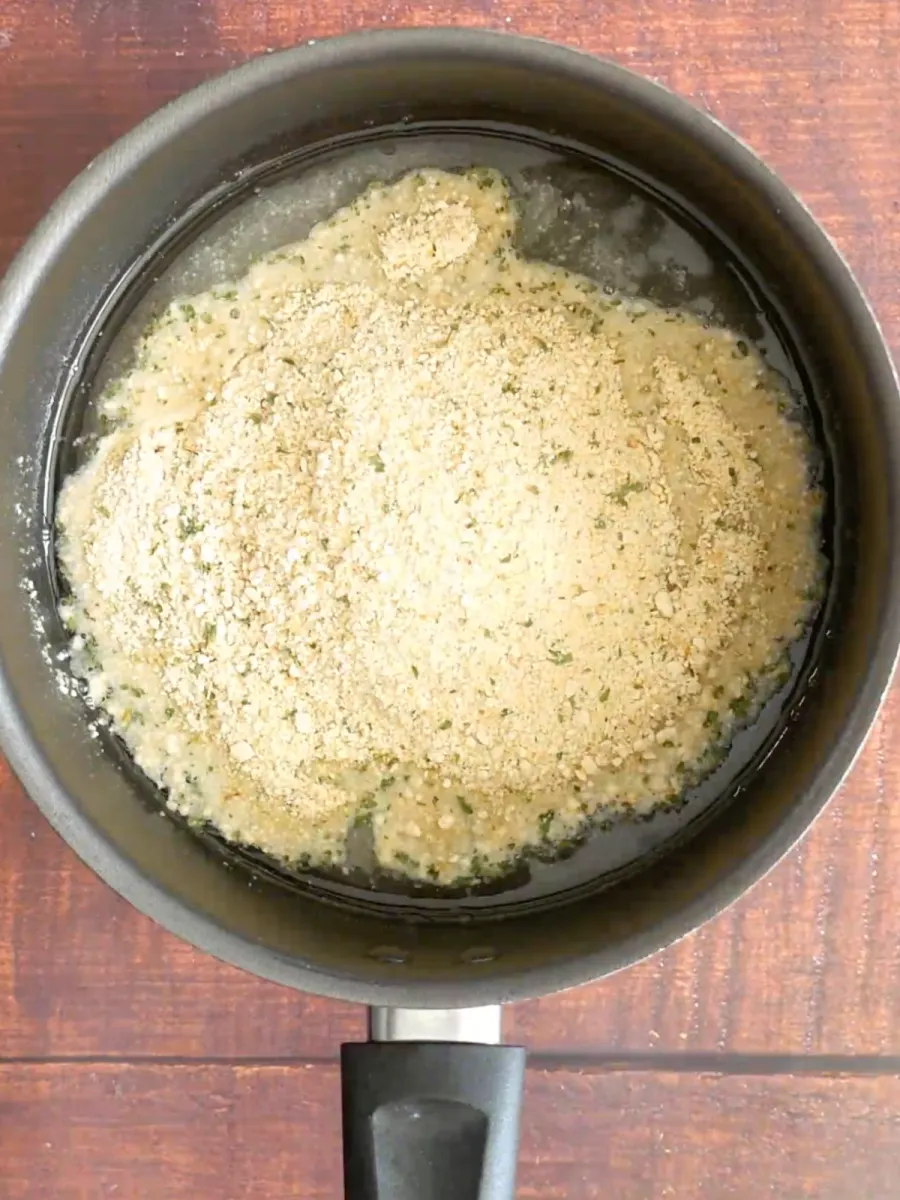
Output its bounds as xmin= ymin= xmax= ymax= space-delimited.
xmin=457 ymin=796 xmax=474 ymax=816
xmin=353 ymin=793 xmax=377 ymax=828
xmin=609 ymin=478 xmax=645 ymax=506
xmin=370 ymin=455 xmax=386 ymax=473
xmin=179 ymin=514 xmax=204 ymax=539
xmin=547 ymin=646 xmax=574 ymax=667
xmin=439 ymin=719 xmax=452 ymax=731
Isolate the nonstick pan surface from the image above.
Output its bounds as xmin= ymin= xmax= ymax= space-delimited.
xmin=0 ymin=31 xmax=898 ymax=1014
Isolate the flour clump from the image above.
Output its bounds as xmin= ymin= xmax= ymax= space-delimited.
xmin=57 ymin=168 xmax=823 ymax=883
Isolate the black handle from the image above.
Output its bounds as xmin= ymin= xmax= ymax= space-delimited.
xmin=341 ymin=1041 xmax=526 ymax=1200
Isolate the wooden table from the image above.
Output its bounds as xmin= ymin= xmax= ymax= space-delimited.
xmin=1 ymin=1 xmax=899 ymax=1196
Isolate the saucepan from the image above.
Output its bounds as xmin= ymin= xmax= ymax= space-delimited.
xmin=0 ymin=29 xmax=898 ymax=1199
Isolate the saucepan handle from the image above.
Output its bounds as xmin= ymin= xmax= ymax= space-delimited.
xmin=341 ymin=1006 xmax=525 ymax=1200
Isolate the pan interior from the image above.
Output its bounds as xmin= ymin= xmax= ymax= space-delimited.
xmin=47 ymin=121 xmax=831 ymax=922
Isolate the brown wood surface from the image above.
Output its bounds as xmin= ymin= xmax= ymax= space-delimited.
xmin=1 ymin=0 xmax=900 ymax=1196
xmin=3 ymin=1064 xmax=900 ymax=1200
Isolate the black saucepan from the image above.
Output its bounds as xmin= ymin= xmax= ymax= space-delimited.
xmin=1 ymin=29 xmax=898 ymax=1200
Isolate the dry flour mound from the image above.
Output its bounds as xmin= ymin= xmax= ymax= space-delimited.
xmin=57 ymin=168 xmax=822 ymax=883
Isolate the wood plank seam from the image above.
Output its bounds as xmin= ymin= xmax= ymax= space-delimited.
xmin=2 ymin=1052 xmax=900 ymax=1076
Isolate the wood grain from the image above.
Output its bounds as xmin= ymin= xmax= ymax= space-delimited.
xmin=2 ymin=0 xmax=900 ymax=1195
xmin=2 ymin=1062 xmax=899 ymax=1199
